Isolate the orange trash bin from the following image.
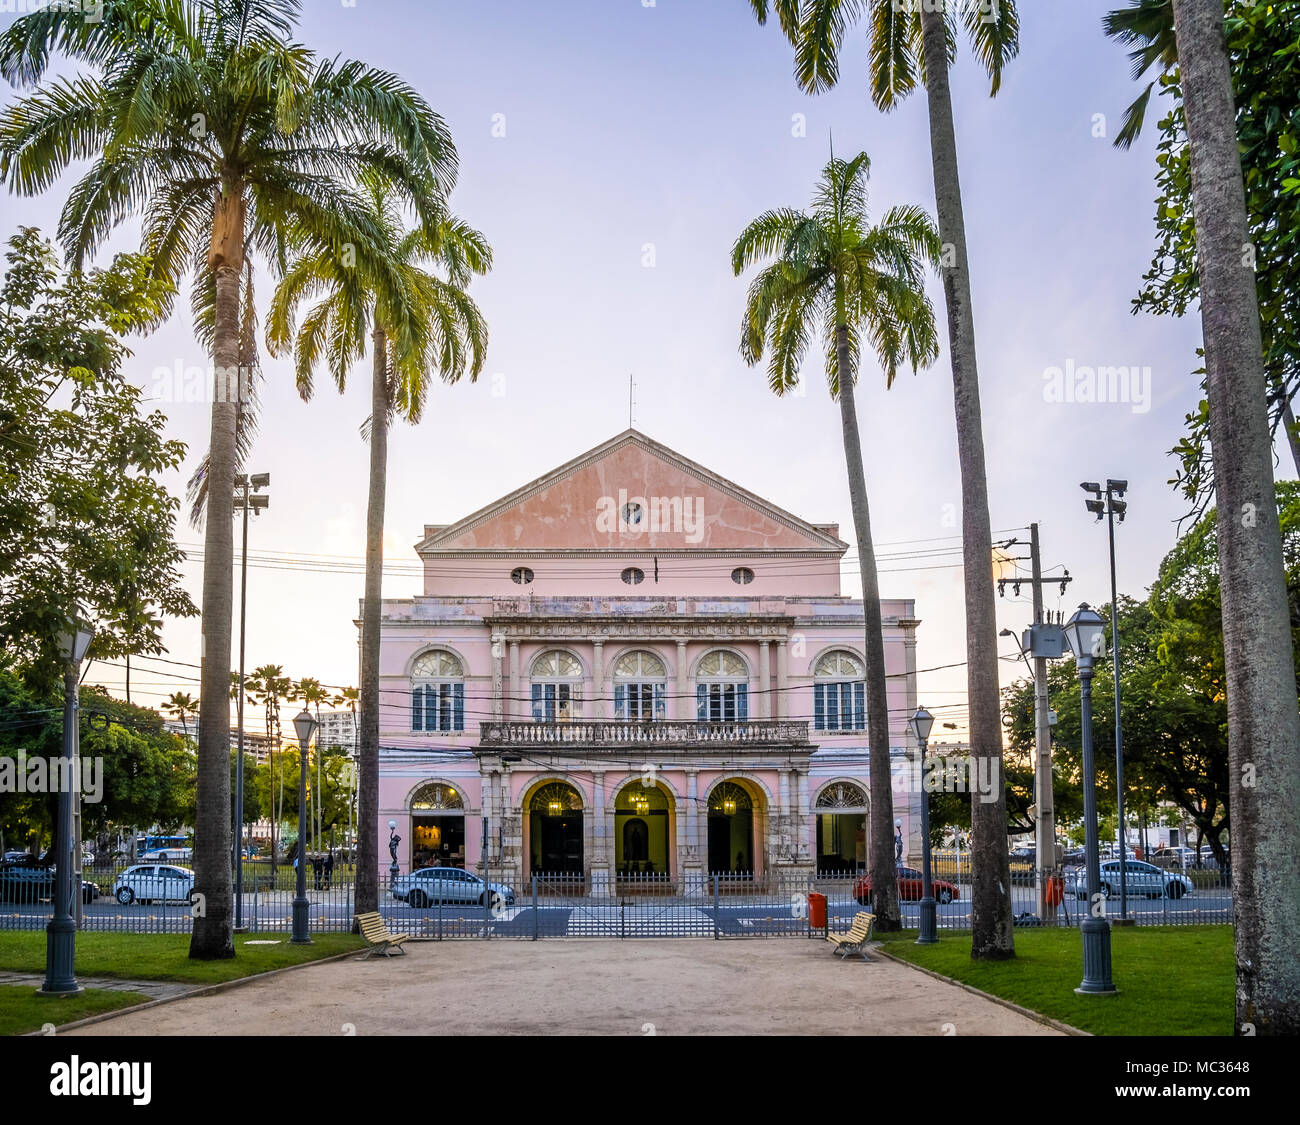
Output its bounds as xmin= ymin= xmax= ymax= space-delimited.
xmin=1045 ymin=874 xmax=1064 ymax=908
xmin=808 ymin=892 xmax=827 ymax=930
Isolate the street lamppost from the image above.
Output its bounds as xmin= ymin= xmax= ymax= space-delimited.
xmin=910 ymin=706 xmax=937 ymax=944
xmin=232 ymin=471 xmax=269 ymax=932
xmin=42 ymin=609 xmax=93 ymax=996
xmin=1064 ymin=604 xmax=1117 ymax=996
xmin=1082 ymin=479 xmax=1131 ymax=922
xmin=291 ymin=709 xmax=317 ymax=944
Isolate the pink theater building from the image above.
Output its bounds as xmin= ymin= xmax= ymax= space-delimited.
xmin=373 ymin=430 xmax=923 ymax=893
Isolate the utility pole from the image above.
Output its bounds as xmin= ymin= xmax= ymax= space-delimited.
xmin=1029 ymin=524 xmax=1056 ymax=921
xmin=998 ymin=523 xmax=1072 ymax=921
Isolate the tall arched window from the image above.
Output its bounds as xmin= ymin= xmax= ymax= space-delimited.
xmin=814 ymin=650 xmax=865 ymax=731
xmin=696 ymin=650 xmax=749 ymax=722
xmin=613 ymin=650 xmax=666 ymax=721
xmin=531 ymin=650 xmax=583 ymax=722
xmin=410 ymin=650 xmax=465 ymax=732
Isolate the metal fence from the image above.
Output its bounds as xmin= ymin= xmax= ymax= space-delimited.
xmin=0 ymin=860 xmax=1234 ymax=937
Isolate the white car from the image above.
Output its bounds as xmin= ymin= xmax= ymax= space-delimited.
xmin=113 ymin=864 xmax=195 ymax=905
xmin=391 ymin=867 xmax=516 ymax=908
xmin=1073 ymin=860 xmax=1193 ymax=901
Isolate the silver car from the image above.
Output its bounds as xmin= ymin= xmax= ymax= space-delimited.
xmin=113 ymin=864 xmax=195 ymax=905
xmin=391 ymin=866 xmax=515 ymax=908
xmin=1073 ymin=860 xmax=1193 ymax=900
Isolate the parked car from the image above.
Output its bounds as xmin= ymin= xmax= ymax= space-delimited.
xmin=0 ymin=865 xmax=98 ymax=903
xmin=139 ymin=846 xmax=193 ymax=863
xmin=1072 ymin=860 xmax=1193 ymax=900
xmin=391 ymin=866 xmax=516 ymax=908
xmin=855 ymin=867 xmax=960 ymax=906
xmin=1151 ymin=846 xmax=1196 ymax=869
xmin=113 ymin=864 xmax=195 ymax=905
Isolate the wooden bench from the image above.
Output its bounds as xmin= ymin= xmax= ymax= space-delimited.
xmin=826 ymin=911 xmax=876 ymax=961
xmin=355 ymin=912 xmax=409 ymax=959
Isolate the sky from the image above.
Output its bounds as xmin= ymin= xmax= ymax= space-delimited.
xmin=3 ymin=0 xmax=1286 ymax=741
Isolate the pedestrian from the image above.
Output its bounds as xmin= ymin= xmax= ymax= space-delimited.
xmin=311 ymin=853 xmax=322 ymax=890
xmin=323 ymin=851 xmax=334 ymax=890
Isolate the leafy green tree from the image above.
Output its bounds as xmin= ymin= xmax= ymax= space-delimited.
xmin=0 ymin=0 xmax=460 ymax=959
xmin=267 ymin=183 xmax=489 ymax=912
xmin=0 ymin=229 xmax=195 ymax=698
xmin=732 ymin=150 xmax=939 ymax=931
xmin=750 ymin=0 xmax=1021 ymax=959
xmin=1105 ymin=0 xmax=1300 ymax=504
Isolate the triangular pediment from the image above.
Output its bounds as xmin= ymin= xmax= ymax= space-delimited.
xmin=416 ymin=430 xmax=847 ymax=555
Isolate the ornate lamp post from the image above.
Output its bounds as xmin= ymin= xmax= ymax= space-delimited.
xmin=1064 ymin=604 xmax=1117 ymax=995
xmin=41 ymin=608 xmax=93 ymax=996
xmin=909 ymin=706 xmax=937 ymax=944
xmin=291 ymin=709 xmax=317 ymax=944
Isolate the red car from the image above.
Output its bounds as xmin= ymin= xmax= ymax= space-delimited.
xmin=855 ymin=866 xmax=959 ymax=905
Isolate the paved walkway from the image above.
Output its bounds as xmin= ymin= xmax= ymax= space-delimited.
xmin=0 ymin=971 xmax=194 ymax=1002
xmin=69 ymin=940 xmax=1062 ymax=1036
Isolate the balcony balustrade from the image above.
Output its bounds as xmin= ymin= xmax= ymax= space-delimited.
xmin=478 ymin=719 xmax=810 ymax=749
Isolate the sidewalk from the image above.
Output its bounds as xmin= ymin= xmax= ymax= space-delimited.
xmin=0 ymin=971 xmax=195 ymax=1003
xmin=70 ymin=939 xmax=1063 ymax=1036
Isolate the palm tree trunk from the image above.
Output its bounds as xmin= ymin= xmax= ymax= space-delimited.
xmin=189 ymin=183 xmax=245 ymax=960
xmin=1172 ymin=0 xmax=1300 ymax=1035
xmin=356 ymin=327 xmax=389 ymax=917
xmin=834 ymin=325 xmax=902 ymax=930
xmin=917 ymin=7 xmax=1014 ymax=960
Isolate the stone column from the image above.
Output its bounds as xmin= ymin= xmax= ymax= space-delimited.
xmin=683 ymin=768 xmax=703 ymax=892
xmin=591 ymin=769 xmax=612 ymax=896
xmin=758 ymin=641 xmax=771 ymax=720
xmin=675 ymin=639 xmax=689 ymax=720
xmin=508 ymin=641 xmax=520 ymax=721
xmin=491 ymin=633 xmax=504 ymax=721
xmin=776 ymin=639 xmax=789 ymax=720
xmin=591 ymin=639 xmax=604 ymax=719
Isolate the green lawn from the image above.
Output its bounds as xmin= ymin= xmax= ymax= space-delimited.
xmin=0 ymin=931 xmax=364 ymax=987
xmin=0 ymin=985 xmax=152 ymax=1036
xmin=876 ymin=925 xmax=1233 ymax=1036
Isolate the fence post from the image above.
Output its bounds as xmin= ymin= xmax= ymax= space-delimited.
xmin=532 ymin=875 xmax=538 ymax=941
xmin=713 ymin=873 xmax=720 ymax=940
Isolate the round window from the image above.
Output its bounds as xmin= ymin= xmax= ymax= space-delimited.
xmin=511 ymin=567 xmax=534 ymax=585
xmin=621 ymin=567 xmax=645 ymax=585
xmin=731 ymin=567 xmax=754 ymax=585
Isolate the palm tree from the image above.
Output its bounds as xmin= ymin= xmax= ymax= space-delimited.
xmin=732 ymin=151 xmax=940 ymax=933
xmin=0 ymin=0 xmax=458 ymax=959
xmin=245 ymin=663 xmax=291 ymax=880
xmin=750 ymin=0 xmax=1020 ymax=959
xmin=267 ymin=183 xmax=490 ymax=913
xmin=163 ymin=692 xmax=199 ymax=741
xmin=1164 ymin=0 xmax=1300 ymax=1038
xmin=294 ymin=677 xmax=330 ymax=853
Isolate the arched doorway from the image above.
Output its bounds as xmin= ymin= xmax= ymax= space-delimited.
xmin=614 ymin=782 xmax=672 ymax=883
xmin=409 ymin=782 xmax=465 ymax=869
xmin=528 ymin=781 xmax=584 ymax=876
xmin=707 ymin=781 xmax=755 ymax=874
xmin=814 ymin=781 xmax=868 ymax=875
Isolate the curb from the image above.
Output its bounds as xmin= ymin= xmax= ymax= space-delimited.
xmin=872 ymin=945 xmax=1090 ymax=1037
xmin=23 ymin=945 xmax=365 ymax=1036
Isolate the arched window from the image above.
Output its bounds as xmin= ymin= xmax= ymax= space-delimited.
xmin=813 ymin=650 xmax=865 ymax=731
xmin=411 ymin=650 xmax=465 ymax=732
xmin=613 ymin=650 xmax=667 ymax=721
xmin=696 ymin=650 xmax=749 ymax=723
xmin=410 ymin=782 xmax=465 ymax=810
xmin=531 ymin=650 xmax=583 ymax=722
